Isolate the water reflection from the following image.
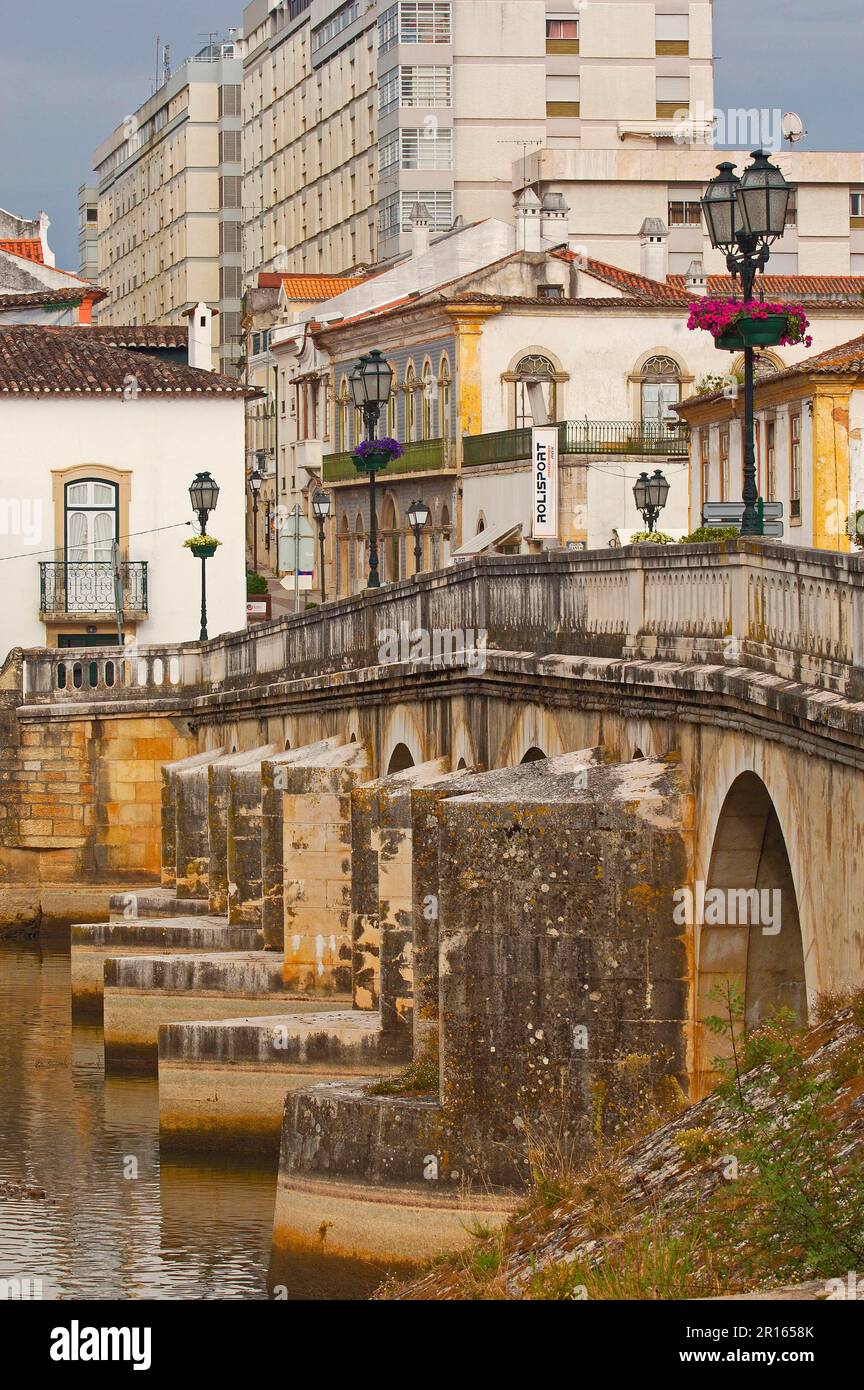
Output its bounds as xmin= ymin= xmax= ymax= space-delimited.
xmin=0 ymin=942 xmax=274 ymax=1300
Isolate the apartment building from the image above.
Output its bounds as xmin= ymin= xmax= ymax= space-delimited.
xmin=240 ymin=0 xmax=715 ymax=278
xmin=89 ymin=38 xmax=245 ymax=373
xmin=77 ymin=186 xmax=99 ymax=280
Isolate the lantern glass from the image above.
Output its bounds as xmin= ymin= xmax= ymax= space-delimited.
xmin=249 ymin=469 xmax=263 ymax=494
xmin=312 ymin=490 xmax=331 ymax=521
xmin=633 ymin=472 xmax=650 ymax=514
xmin=190 ymin=471 xmax=220 ymax=514
xmin=701 ymin=162 xmax=741 ymax=251
xmin=350 ymin=349 xmax=394 ymax=409
xmin=647 ymin=470 xmax=670 ymax=511
xmin=737 ymin=149 xmax=792 ymax=240
xmin=408 ymin=499 xmax=430 ymax=530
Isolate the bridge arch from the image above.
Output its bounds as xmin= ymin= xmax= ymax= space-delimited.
xmin=695 ymin=770 xmax=807 ymax=1092
xmin=381 ymin=708 xmax=424 ymax=777
xmin=386 ymin=743 xmax=415 ymax=774
xmin=501 ymin=706 xmax=564 ymax=768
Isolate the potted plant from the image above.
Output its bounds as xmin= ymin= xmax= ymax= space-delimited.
xmin=351 ymin=436 xmax=404 ymax=475
xmin=688 ymin=298 xmax=812 ymax=352
xmin=184 ymin=534 xmax=221 ymax=559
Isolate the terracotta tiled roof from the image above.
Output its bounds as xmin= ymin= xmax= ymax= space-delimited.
xmin=678 ymin=332 xmax=864 ymax=412
xmin=668 ymin=274 xmax=864 ymax=303
xmin=0 ymin=287 xmax=108 ymax=310
xmin=0 ymin=326 xmax=251 ymax=396
xmin=72 ymin=324 xmax=188 ymax=349
xmin=0 ymin=238 xmax=44 ymax=263
xmin=258 ymin=271 xmax=369 ymax=299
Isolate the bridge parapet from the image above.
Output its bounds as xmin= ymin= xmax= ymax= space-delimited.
xmin=16 ymin=540 xmax=864 ymax=709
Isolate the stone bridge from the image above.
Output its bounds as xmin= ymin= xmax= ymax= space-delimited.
xmin=3 ymin=539 xmax=863 ymax=1292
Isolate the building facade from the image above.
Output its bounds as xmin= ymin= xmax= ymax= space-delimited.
xmin=678 ymin=334 xmax=864 ymax=553
xmin=0 ymin=327 xmax=249 ymax=653
xmin=240 ymin=0 xmax=715 ymax=278
xmin=89 ymin=38 xmax=245 ymax=374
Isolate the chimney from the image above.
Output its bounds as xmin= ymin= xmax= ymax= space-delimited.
xmin=38 ymin=210 xmax=55 ymax=268
xmin=187 ymin=302 xmax=214 ymax=371
xmin=639 ymin=217 xmax=669 ymax=283
xmin=541 ymin=191 xmax=570 ymax=245
xmin=515 ymin=188 xmax=543 ymax=254
xmin=685 ymin=257 xmax=708 ymax=297
xmin=410 ymin=201 xmax=432 ymax=259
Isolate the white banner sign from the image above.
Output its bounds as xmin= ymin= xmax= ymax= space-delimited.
xmin=531 ymin=427 xmax=559 ymax=539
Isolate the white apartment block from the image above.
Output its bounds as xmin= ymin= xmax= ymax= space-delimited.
xmin=90 ymin=39 xmax=246 ymax=372
xmin=240 ymin=0 xmax=716 ymax=277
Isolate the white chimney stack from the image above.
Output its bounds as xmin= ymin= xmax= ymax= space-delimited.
xmin=187 ymin=302 xmax=214 ymax=372
xmin=410 ymin=201 xmax=432 ymax=259
xmin=540 ymin=191 xmax=570 ymax=245
xmin=685 ymin=257 xmax=708 ymax=297
xmin=639 ymin=217 xmax=669 ymax=283
xmin=515 ymin=188 xmax=543 ymax=254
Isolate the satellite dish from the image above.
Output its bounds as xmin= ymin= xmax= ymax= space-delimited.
xmin=782 ymin=112 xmax=806 ymax=144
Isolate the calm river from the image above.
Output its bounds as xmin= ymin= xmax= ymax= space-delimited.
xmin=0 ymin=939 xmax=275 ymax=1300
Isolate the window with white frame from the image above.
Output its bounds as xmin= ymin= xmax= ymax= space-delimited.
xmin=546 ymin=76 xmax=580 ymax=110
xmin=656 ymin=13 xmax=689 ymax=44
xmin=399 ymin=190 xmax=452 ymax=231
xmin=400 ymin=65 xmax=452 ymax=107
xmin=400 ymin=1 xmax=451 ymax=43
xmin=790 ymin=413 xmax=802 ymax=519
xmin=547 ymin=16 xmax=579 ymax=39
xmin=400 ymin=126 xmax=453 ymax=169
xmin=380 ymin=68 xmax=400 ymax=115
xmin=312 ymin=0 xmax=360 ymax=52
xmin=378 ymin=192 xmax=400 ymax=238
xmin=851 ymin=190 xmax=864 ymax=219
xmin=379 ymin=129 xmax=401 ymax=174
xmin=379 ymin=4 xmax=399 ymax=53
xmin=657 ymin=76 xmax=690 ymax=108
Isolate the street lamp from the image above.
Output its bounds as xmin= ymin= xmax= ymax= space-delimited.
xmin=702 ymin=150 xmax=793 ymax=535
xmin=249 ymin=455 xmax=264 ymax=574
xmin=350 ymin=349 xmax=394 ymax=588
xmin=407 ymin=498 xmax=430 ymax=573
xmin=633 ymin=469 xmax=670 ymax=534
xmin=311 ymin=489 xmax=331 ymax=603
xmin=189 ymin=471 xmax=220 ymax=641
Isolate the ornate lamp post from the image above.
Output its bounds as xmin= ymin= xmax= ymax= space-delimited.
xmin=349 ymin=349 xmax=394 ymax=588
xmin=633 ymin=469 xmax=670 ymax=534
xmin=311 ymin=489 xmax=331 ymax=603
xmin=189 ymin=471 xmax=220 ymax=641
xmin=702 ymin=151 xmax=793 ymax=536
xmin=407 ymin=498 xmax=430 ymax=573
xmin=249 ymin=454 xmax=264 ymax=573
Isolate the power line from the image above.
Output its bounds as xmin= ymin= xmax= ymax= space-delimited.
xmin=0 ymin=520 xmax=193 ymax=565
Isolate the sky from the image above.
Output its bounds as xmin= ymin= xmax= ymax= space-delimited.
xmin=0 ymin=0 xmax=861 ymax=272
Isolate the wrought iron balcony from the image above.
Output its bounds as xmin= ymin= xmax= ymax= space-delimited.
xmin=463 ymin=420 xmax=689 ymax=467
xmin=39 ymin=561 xmax=148 ymax=619
xmin=322 ymin=436 xmax=454 ymax=483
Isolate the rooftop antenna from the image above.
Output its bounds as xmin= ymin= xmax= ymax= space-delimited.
xmin=782 ymin=112 xmax=807 ymax=147
xmin=199 ymin=31 xmax=220 ymax=55
xmin=155 ymin=34 xmax=160 ymax=89
xmin=162 ymin=43 xmax=171 ymax=86
xmin=498 ymin=138 xmax=543 ymax=197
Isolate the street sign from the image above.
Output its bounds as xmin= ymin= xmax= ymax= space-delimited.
xmin=701 ymin=501 xmax=783 ymax=537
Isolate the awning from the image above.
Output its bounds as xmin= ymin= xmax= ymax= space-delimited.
xmin=452 ymin=518 xmax=523 ymax=558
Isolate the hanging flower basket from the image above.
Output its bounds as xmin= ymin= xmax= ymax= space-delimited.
xmin=688 ymin=299 xmax=813 ymax=354
xmin=351 ymin=436 xmax=404 ymax=476
xmin=185 ymin=534 xmax=221 ymax=559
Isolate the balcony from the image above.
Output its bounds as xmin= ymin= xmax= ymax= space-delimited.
xmin=39 ymin=561 xmax=148 ymax=620
xmin=463 ymin=420 xmax=689 ymax=468
xmin=323 ymin=437 xmax=454 ymax=484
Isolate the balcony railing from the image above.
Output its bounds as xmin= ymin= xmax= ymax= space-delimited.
xmin=39 ymin=561 xmax=148 ymax=618
xmin=323 ymin=436 xmax=453 ymax=483
xmin=463 ymin=420 xmax=689 ymax=467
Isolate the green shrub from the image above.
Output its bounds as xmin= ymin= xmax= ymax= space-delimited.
xmin=246 ymin=571 xmax=268 ymax=595
xmin=682 ymin=526 xmax=741 ymax=544
xmin=629 ymin=531 xmax=674 ymax=544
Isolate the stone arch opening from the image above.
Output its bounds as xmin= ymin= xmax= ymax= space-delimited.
xmin=697 ymin=772 xmax=806 ymax=1087
xmin=521 ymin=746 xmax=547 ymax=764
xmin=632 ymin=747 xmax=645 ymax=760
xmin=456 ymin=757 xmax=468 ymax=771
xmin=387 ymin=743 xmax=415 ymax=774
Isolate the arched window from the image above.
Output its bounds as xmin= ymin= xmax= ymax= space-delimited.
xmin=338 ymin=377 xmax=351 ymax=450
xmin=421 ymin=359 xmax=436 ymax=440
xmin=386 ymin=366 xmax=398 ymax=438
xmin=513 ymin=354 xmax=557 ymax=429
xmin=405 ymin=362 xmax=418 ymax=442
xmin=439 ymin=354 xmax=451 ymax=443
xmin=65 ymin=479 xmax=118 ymax=562
xmin=354 ymin=514 xmax=365 ymax=593
xmin=338 ymin=515 xmax=350 ymax=598
xmin=440 ymin=503 xmax=452 ymax=566
xmin=382 ymin=496 xmax=400 ymax=582
xmin=640 ymin=355 xmax=681 ymax=425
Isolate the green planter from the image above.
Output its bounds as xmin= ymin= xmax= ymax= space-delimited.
xmin=715 ymin=315 xmax=787 ymax=351
xmin=351 ymin=451 xmax=391 ymax=476
xmin=188 ymin=541 xmax=218 ymax=559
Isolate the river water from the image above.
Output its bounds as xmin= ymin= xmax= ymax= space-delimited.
xmin=0 ymin=940 xmax=275 ymax=1300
